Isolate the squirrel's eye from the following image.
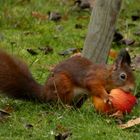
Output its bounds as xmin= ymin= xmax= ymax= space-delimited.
xmin=119 ymin=72 xmax=127 ymax=81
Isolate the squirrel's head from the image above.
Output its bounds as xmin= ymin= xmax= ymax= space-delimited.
xmin=111 ymin=48 xmax=135 ymax=92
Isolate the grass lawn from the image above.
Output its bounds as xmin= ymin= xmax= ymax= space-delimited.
xmin=0 ymin=0 xmax=140 ymax=139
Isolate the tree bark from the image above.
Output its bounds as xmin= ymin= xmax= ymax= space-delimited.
xmin=82 ymin=0 xmax=122 ymax=64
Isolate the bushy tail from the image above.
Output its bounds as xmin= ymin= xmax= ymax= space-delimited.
xmin=0 ymin=50 xmax=43 ymax=101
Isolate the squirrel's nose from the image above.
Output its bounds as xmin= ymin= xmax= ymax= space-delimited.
xmin=122 ymin=84 xmax=135 ymax=93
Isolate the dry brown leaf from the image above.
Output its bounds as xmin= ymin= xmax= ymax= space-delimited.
xmin=109 ymin=49 xmax=118 ymax=59
xmin=62 ymin=14 xmax=69 ymax=21
xmin=55 ymin=123 xmax=72 ymax=140
xmin=77 ymin=16 xmax=89 ymax=20
xmin=31 ymin=11 xmax=48 ymax=20
xmin=3 ymin=105 xmax=14 ymax=113
xmin=119 ymin=117 xmax=140 ymax=129
xmin=55 ymin=131 xmax=72 ymax=140
xmin=120 ymin=39 xmax=135 ymax=46
xmin=109 ymin=110 xmax=124 ymax=119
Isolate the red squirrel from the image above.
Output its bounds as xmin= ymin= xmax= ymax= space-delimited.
xmin=0 ymin=49 xmax=135 ymax=108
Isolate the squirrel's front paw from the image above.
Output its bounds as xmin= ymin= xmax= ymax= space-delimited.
xmin=103 ymin=95 xmax=112 ymax=105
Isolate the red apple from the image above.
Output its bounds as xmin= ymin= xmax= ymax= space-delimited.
xmin=110 ymin=89 xmax=137 ymax=113
xmin=92 ymin=89 xmax=137 ymax=114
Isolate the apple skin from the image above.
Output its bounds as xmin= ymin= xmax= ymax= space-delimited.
xmin=92 ymin=89 xmax=137 ymax=114
xmin=92 ymin=96 xmax=112 ymax=114
xmin=110 ymin=89 xmax=137 ymax=113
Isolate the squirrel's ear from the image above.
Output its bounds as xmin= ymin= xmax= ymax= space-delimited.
xmin=113 ymin=48 xmax=131 ymax=70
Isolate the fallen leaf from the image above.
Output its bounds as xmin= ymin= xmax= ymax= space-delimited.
xmin=56 ymin=124 xmax=67 ymax=132
xmin=76 ymin=16 xmax=89 ymax=20
xmin=38 ymin=46 xmax=53 ymax=55
xmin=55 ymin=131 xmax=72 ymax=140
xmin=119 ymin=117 xmax=140 ymax=129
xmin=62 ymin=14 xmax=69 ymax=21
xmin=3 ymin=105 xmax=14 ymax=113
xmin=109 ymin=110 xmax=124 ymax=120
xmin=75 ymin=0 xmax=90 ymax=9
xmin=109 ymin=49 xmax=118 ymax=59
xmin=27 ymin=48 xmax=38 ymax=55
xmin=58 ymin=48 xmax=82 ymax=56
xmin=48 ymin=11 xmax=62 ymax=22
xmin=74 ymin=0 xmax=95 ymax=9
xmin=54 ymin=123 xmax=72 ymax=140
xmin=120 ymin=39 xmax=135 ymax=46
xmin=31 ymin=11 xmax=48 ymax=20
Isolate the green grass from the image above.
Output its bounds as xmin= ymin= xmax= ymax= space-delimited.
xmin=0 ymin=0 xmax=140 ymax=139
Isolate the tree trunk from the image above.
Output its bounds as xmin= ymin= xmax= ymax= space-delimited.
xmin=82 ymin=0 xmax=122 ymax=64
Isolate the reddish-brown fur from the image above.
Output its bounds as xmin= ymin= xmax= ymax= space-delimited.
xmin=0 ymin=49 xmax=135 ymax=108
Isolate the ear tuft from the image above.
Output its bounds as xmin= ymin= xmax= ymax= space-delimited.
xmin=113 ymin=48 xmax=131 ymax=70
xmin=116 ymin=48 xmax=131 ymax=65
